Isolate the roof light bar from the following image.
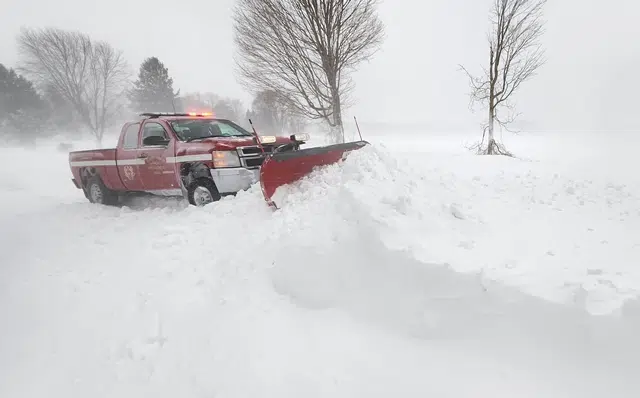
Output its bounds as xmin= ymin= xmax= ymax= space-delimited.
xmin=188 ymin=112 xmax=213 ymax=116
xmin=140 ymin=112 xmax=215 ymax=118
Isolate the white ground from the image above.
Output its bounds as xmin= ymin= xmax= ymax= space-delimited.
xmin=1 ymin=130 xmax=639 ymax=397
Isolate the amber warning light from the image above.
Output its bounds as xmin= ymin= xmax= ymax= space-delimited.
xmin=188 ymin=112 xmax=213 ymax=117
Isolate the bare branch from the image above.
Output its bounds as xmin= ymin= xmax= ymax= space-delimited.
xmin=460 ymin=0 xmax=547 ymax=155
xmin=233 ymin=0 xmax=385 ymax=143
xmin=249 ymin=89 xmax=307 ymax=135
xmin=16 ymin=27 xmax=130 ymax=145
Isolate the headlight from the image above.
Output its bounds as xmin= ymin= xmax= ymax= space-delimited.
xmin=292 ymin=133 xmax=310 ymax=141
xmin=212 ymin=151 xmax=241 ymax=168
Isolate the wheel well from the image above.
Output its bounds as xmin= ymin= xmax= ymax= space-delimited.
xmin=180 ymin=162 xmax=214 ymax=188
xmin=79 ymin=167 xmax=100 ymax=189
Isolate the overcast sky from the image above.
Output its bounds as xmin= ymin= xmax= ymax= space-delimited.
xmin=2 ymin=0 xmax=639 ymax=132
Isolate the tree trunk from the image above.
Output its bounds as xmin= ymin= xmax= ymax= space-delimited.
xmin=487 ymin=106 xmax=496 ymax=155
xmin=93 ymin=126 xmax=102 ymax=148
xmin=331 ymin=92 xmax=344 ymax=144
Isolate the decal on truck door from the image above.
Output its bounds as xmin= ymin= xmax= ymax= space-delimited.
xmin=123 ymin=165 xmax=136 ymax=181
xmin=146 ymin=155 xmax=166 ymax=176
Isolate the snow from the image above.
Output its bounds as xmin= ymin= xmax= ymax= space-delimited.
xmin=1 ymin=130 xmax=639 ymax=397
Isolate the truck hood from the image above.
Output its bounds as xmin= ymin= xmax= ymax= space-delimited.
xmin=183 ymin=135 xmax=293 ymax=151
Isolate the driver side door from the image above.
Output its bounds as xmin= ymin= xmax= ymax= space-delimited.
xmin=137 ymin=121 xmax=179 ymax=193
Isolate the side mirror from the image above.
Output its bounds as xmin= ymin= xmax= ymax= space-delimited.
xmin=143 ymin=135 xmax=170 ymax=146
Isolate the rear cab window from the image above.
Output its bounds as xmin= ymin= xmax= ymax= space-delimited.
xmin=122 ymin=123 xmax=140 ymax=149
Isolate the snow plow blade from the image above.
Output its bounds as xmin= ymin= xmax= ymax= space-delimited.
xmin=259 ymin=140 xmax=369 ymax=207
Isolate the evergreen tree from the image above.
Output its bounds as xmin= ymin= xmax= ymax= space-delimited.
xmin=0 ymin=63 xmax=48 ymax=140
xmin=128 ymin=57 xmax=179 ymax=113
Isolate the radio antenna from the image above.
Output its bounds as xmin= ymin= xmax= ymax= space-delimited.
xmin=248 ymin=119 xmax=265 ymax=154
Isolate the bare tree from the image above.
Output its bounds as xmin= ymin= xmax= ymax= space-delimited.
xmin=233 ymin=0 xmax=385 ymax=144
xmin=460 ymin=0 xmax=547 ymax=156
xmin=16 ymin=27 xmax=130 ymax=145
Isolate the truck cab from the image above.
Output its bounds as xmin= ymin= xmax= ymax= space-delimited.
xmin=68 ymin=112 xmax=305 ymax=206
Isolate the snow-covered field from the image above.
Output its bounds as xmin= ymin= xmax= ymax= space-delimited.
xmin=1 ymin=130 xmax=639 ymax=397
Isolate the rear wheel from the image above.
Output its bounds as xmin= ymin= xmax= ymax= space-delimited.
xmin=85 ymin=175 xmax=118 ymax=206
xmin=187 ymin=178 xmax=221 ymax=206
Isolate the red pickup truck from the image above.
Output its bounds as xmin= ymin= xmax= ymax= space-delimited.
xmin=68 ymin=112 xmax=307 ymax=206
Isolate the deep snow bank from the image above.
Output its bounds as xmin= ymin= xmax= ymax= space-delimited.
xmin=271 ymin=142 xmax=640 ymax=316
xmin=1 ymin=134 xmax=640 ymax=397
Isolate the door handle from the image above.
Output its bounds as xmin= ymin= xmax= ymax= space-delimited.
xmin=138 ymin=153 xmax=148 ymax=159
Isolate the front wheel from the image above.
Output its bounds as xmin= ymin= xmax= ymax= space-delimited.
xmin=187 ymin=178 xmax=221 ymax=206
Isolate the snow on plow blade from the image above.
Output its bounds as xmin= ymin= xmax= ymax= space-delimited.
xmin=259 ymin=140 xmax=369 ymax=207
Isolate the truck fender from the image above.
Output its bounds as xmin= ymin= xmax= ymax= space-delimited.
xmin=77 ymin=166 xmax=121 ymax=192
xmin=78 ymin=167 xmax=98 ymax=189
xmin=180 ymin=162 xmax=215 ymax=189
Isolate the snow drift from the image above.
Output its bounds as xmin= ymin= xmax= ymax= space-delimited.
xmin=1 ymin=133 xmax=639 ymax=397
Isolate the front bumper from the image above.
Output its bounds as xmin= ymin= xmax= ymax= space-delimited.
xmin=210 ymin=167 xmax=260 ymax=194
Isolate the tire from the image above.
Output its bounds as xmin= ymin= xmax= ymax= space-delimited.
xmin=85 ymin=175 xmax=119 ymax=206
xmin=187 ymin=178 xmax=221 ymax=206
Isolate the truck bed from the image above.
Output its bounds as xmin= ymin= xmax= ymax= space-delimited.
xmin=68 ymin=147 xmax=126 ymax=192
xmin=69 ymin=148 xmax=117 ymax=164
xmin=69 ymin=148 xmax=116 ymax=156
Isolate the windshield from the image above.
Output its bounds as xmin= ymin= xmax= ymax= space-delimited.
xmin=170 ymin=119 xmax=253 ymax=141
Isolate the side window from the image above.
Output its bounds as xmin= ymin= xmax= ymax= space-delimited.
xmin=142 ymin=122 xmax=169 ymax=145
xmin=123 ymin=123 xmax=140 ymax=149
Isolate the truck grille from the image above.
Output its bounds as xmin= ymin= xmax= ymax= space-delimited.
xmin=245 ymin=157 xmax=265 ymax=168
xmin=236 ymin=145 xmax=273 ymax=169
xmin=237 ymin=145 xmax=274 ymax=156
